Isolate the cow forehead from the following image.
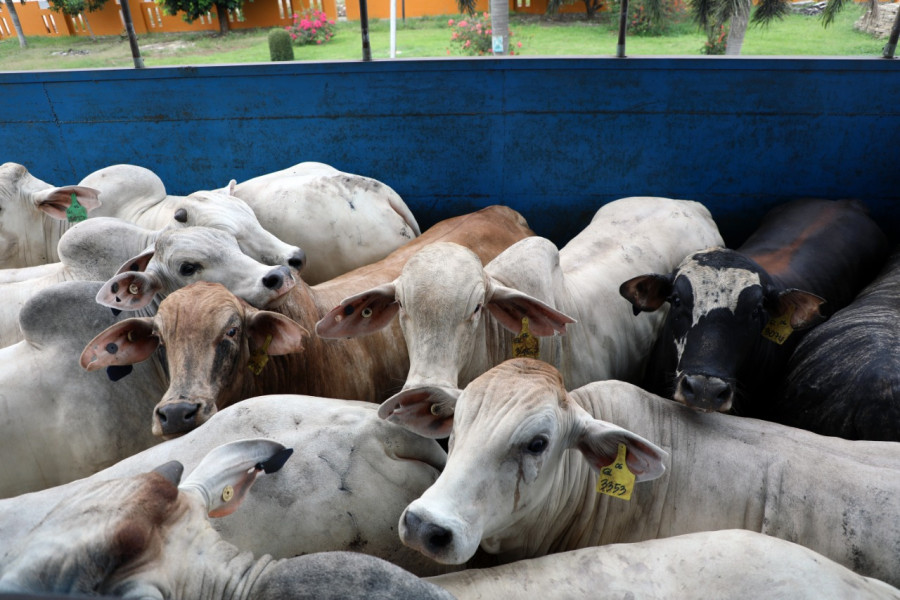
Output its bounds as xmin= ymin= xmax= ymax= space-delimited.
xmin=157 ymin=283 xmax=245 ymax=332
xmin=455 ymin=360 xmax=569 ymax=432
xmin=677 ymin=258 xmax=762 ymax=322
xmin=156 ymin=227 xmax=241 ymax=261
xmin=399 ymin=244 xmax=487 ymax=303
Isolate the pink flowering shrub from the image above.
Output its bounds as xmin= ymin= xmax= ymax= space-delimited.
xmin=447 ymin=12 xmax=521 ymax=56
xmin=285 ymin=9 xmax=336 ymax=46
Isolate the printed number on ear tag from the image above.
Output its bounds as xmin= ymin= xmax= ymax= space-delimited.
xmin=66 ymin=193 xmax=88 ymax=224
xmin=761 ymin=305 xmax=795 ymax=345
xmin=512 ymin=317 xmax=540 ymax=359
xmin=247 ymin=334 xmax=272 ymax=376
xmin=596 ymin=443 xmax=635 ymax=501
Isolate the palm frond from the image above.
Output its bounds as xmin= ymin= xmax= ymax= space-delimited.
xmin=821 ymin=0 xmax=848 ymax=26
xmin=751 ymin=0 xmax=789 ymax=26
xmin=689 ymin=0 xmax=717 ymax=29
xmin=456 ymin=0 xmax=477 ymax=16
xmin=643 ymin=0 xmax=665 ymax=26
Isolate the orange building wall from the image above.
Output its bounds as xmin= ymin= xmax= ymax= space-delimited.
xmin=344 ymin=0 xmax=589 ymax=20
xmin=0 ymin=0 xmax=336 ymax=39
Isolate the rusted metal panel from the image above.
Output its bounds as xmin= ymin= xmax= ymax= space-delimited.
xmin=1 ymin=58 xmax=897 ymax=246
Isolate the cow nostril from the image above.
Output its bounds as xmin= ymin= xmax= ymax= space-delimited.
xmin=262 ymin=272 xmax=284 ymax=290
xmin=680 ymin=376 xmax=696 ymax=402
xmin=425 ymin=524 xmax=453 ymax=550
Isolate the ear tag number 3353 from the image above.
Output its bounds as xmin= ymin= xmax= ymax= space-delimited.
xmin=596 ymin=443 xmax=635 ymax=501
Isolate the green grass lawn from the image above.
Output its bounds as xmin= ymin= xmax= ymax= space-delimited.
xmin=0 ymin=4 xmax=883 ymax=71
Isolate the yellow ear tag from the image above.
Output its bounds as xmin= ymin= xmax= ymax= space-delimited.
xmin=512 ymin=317 xmax=540 ymax=359
xmin=596 ymin=443 xmax=635 ymax=501
xmin=761 ymin=305 xmax=795 ymax=345
xmin=247 ymin=334 xmax=272 ymax=376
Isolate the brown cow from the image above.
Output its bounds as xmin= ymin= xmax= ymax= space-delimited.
xmin=81 ymin=206 xmax=534 ymax=438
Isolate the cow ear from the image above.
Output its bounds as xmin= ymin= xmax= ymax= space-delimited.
xmin=33 ymin=185 xmax=101 ymax=220
xmin=315 ymin=282 xmax=400 ymax=339
xmin=227 ymin=179 xmax=237 ymax=195
xmin=246 ymin=308 xmax=309 ymax=355
xmin=96 ymin=271 xmax=162 ymax=311
xmin=574 ymin=416 xmax=667 ymax=483
xmin=767 ymin=288 xmax=827 ymax=330
xmin=179 ymin=439 xmax=293 ymax=518
xmin=80 ymin=317 xmax=159 ymax=371
xmin=484 ymin=278 xmax=575 ymax=336
xmin=619 ymin=274 xmax=673 ymax=315
xmin=377 ymin=387 xmax=458 ymax=439
xmin=114 ymin=247 xmax=155 ymax=275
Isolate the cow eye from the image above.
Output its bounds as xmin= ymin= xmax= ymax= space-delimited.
xmin=525 ymin=436 xmax=549 ymax=455
xmin=225 ymin=327 xmax=237 ymax=338
xmin=473 ymin=303 xmax=482 ymax=316
xmin=667 ymin=294 xmax=681 ymax=308
xmin=179 ymin=262 xmax=200 ymax=277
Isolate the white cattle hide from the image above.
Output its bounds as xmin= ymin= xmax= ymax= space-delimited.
xmin=317 ymin=197 xmax=724 ymax=436
xmin=0 ymin=395 xmax=458 ymax=577
xmin=223 ymin=161 xmax=421 ymax=284
xmin=0 ymin=162 xmax=100 ymax=268
xmin=0 ymin=439 xmax=455 ymax=600
xmin=427 ymin=530 xmax=900 ymax=599
xmin=400 ymin=358 xmax=900 ymax=588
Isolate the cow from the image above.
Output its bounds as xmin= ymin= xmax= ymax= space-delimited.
xmin=0 ymin=162 xmax=101 ymax=268
xmin=778 ymin=248 xmax=900 ymax=441
xmin=82 ymin=206 xmax=536 ymax=438
xmin=619 ymin=198 xmax=890 ymax=419
xmin=0 ymin=394 xmax=457 ymax=577
xmin=0 ymin=216 xmax=304 ymax=348
xmin=0 ymin=439 xmax=455 ymax=599
xmin=220 ymin=161 xmax=422 ymax=284
xmin=426 ymin=530 xmax=900 ymax=600
xmin=0 ymin=163 xmax=306 ymax=272
xmin=396 ymin=358 xmax=900 ymax=587
xmin=315 ymin=196 xmax=724 ymax=437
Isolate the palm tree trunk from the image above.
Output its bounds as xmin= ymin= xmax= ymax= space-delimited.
xmin=725 ymin=9 xmax=748 ymax=55
xmin=490 ymin=0 xmax=508 ymax=54
xmin=119 ymin=0 xmax=145 ymax=68
xmin=4 ymin=0 xmax=27 ymax=48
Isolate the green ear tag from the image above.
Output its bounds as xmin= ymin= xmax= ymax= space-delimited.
xmin=66 ymin=193 xmax=88 ymax=223
xmin=512 ymin=317 xmax=540 ymax=359
xmin=596 ymin=443 xmax=635 ymax=501
xmin=247 ymin=334 xmax=272 ymax=376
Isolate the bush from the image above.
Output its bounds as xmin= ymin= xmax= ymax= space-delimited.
xmin=701 ymin=23 xmax=727 ymax=54
xmin=611 ymin=0 xmax=686 ymax=36
xmin=447 ymin=13 xmax=522 ymax=56
xmin=268 ymin=28 xmax=294 ymax=61
xmin=285 ymin=9 xmax=336 ymax=46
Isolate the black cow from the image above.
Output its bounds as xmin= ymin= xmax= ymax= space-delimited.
xmin=619 ymin=198 xmax=889 ymax=420
xmin=778 ymin=247 xmax=900 ymax=441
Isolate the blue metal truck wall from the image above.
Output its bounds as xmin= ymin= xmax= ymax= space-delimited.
xmin=1 ymin=57 xmax=898 ymax=246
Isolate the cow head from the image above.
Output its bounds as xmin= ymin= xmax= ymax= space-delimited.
xmin=81 ymin=282 xmax=308 ymax=438
xmin=95 ymin=226 xmax=297 ymax=312
xmin=316 ymin=242 xmax=575 ymax=437
xmin=396 ymin=358 xmax=667 ymax=565
xmin=168 ymin=190 xmax=306 ymax=273
xmin=0 ymin=162 xmax=101 ymax=267
xmin=619 ymin=248 xmax=826 ymax=413
xmin=0 ymin=439 xmax=292 ymax=598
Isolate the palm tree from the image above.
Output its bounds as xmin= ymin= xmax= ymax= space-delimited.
xmin=3 ymin=0 xmax=27 ymax=48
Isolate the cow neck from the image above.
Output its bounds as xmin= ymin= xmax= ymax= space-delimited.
xmin=36 ymin=212 xmax=69 ymax=265
xmin=274 ymin=280 xmax=410 ymax=402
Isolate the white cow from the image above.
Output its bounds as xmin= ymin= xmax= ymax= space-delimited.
xmin=398 ymin=358 xmax=900 ymax=588
xmin=222 ymin=161 xmax=421 ymax=284
xmin=0 ymin=395 xmax=457 ymax=577
xmin=316 ymin=197 xmax=724 ymax=437
xmin=0 ymin=439 xmax=455 ymax=599
xmin=427 ymin=530 xmax=900 ymax=599
xmin=0 ymin=163 xmax=306 ymax=271
xmin=0 ymin=162 xmax=101 ymax=268
xmin=0 ymin=216 xmax=303 ymax=348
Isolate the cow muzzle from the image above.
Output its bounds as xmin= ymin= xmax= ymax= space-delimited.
xmin=153 ymin=400 xmax=213 ymax=438
xmin=399 ymin=505 xmax=476 ymax=565
xmin=674 ymin=373 xmax=734 ymax=413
